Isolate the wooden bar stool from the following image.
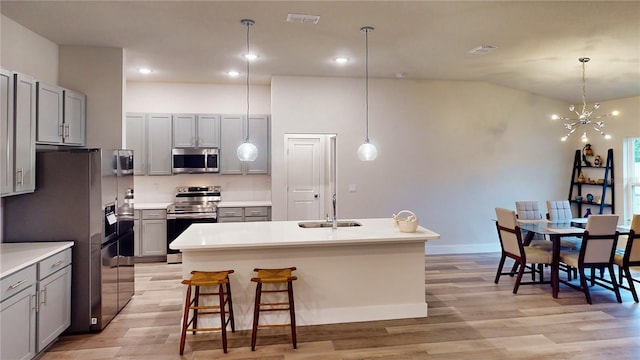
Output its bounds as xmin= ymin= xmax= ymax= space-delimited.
xmin=250 ymin=267 xmax=297 ymax=351
xmin=180 ymin=270 xmax=235 ymax=355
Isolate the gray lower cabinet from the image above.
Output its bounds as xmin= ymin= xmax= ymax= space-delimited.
xmin=0 ymin=247 xmax=72 ymax=360
xmin=1 ymin=266 xmax=37 ymax=360
xmin=36 ymin=250 xmax=72 ymax=352
xmin=135 ymin=209 xmax=167 ymax=257
xmin=218 ymin=206 xmax=271 ymax=222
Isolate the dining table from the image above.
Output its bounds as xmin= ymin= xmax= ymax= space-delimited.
xmin=517 ymin=218 xmax=631 ymax=298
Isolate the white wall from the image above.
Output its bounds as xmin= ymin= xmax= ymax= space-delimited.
xmin=125 ymin=81 xmax=272 ymax=202
xmin=563 ymin=96 xmax=640 ymax=223
xmin=271 ymin=76 xmax=581 ymax=254
xmin=0 ymin=14 xmax=58 ymax=83
xmin=59 ymin=46 xmax=125 ymax=149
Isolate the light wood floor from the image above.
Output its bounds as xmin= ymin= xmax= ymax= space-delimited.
xmin=41 ymin=253 xmax=640 ymax=359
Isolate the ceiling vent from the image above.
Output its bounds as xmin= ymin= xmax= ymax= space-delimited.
xmin=286 ymin=13 xmax=320 ymax=24
xmin=468 ymin=45 xmax=498 ymax=55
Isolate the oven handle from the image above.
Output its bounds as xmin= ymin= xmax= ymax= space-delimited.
xmin=167 ymin=213 xmax=218 ymax=220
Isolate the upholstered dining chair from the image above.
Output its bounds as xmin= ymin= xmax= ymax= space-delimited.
xmin=545 ymin=200 xmax=580 ymax=250
xmin=515 ymin=201 xmax=549 ymax=249
xmin=559 ymin=214 xmax=621 ymax=304
xmin=614 ymin=214 xmax=640 ymax=302
xmin=494 ymin=207 xmax=551 ymax=294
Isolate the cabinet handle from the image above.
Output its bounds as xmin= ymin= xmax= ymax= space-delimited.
xmin=16 ymin=168 xmax=23 ymax=186
xmin=32 ymin=294 xmax=38 ymax=313
xmin=51 ymin=259 xmax=65 ymax=268
xmin=40 ymin=288 xmax=47 ymax=306
xmin=64 ymin=123 xmax=70 ymax=138
xmin=9 ymin=279 xmax=26 ymax=289
xmin=59 ymin=124 xmax=64 ymax=137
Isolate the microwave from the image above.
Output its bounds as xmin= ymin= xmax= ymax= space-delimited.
xmin=172 ymin=148 xmax=219 ymax=174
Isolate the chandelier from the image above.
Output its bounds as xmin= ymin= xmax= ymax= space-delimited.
xmin=552 ymin=57 xmax=619 ymax=142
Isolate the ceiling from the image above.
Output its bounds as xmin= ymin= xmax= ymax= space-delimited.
xmin=2 ymin=1 xmax=639 ymax=104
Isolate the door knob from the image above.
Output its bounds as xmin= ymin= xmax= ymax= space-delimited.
xmin=314 ymin=194 xmax=319 ymax=198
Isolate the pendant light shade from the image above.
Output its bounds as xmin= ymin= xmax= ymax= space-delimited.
xmin=237 ymin=19 xmax=258 ymax=162
xmin=237 ymin=141 xmax=258 ymax=161
xmin=357 ymin=142 xmax=377 ymax=161
xmin=359 ymin=26 xmax=377 ymax=161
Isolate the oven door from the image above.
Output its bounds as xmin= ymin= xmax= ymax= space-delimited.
xmin=166 ymin=216 xmax=217 ymax=263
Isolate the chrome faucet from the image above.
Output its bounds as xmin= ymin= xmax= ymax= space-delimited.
xmin=332 ymin=193 xmax=337 ymax=229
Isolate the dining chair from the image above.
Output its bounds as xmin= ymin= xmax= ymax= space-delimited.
xmin=545 ymin=200 xmax=580 ymax=250
xmin=494 ymin=207 xmax=551 ymax=294
xmin=559 ymin=214 xmax=621 ymax=304
xmin=515 ymin=201 xmax=549 ymax=249
xmin=613 ymin=214 xmax=640 ymax=302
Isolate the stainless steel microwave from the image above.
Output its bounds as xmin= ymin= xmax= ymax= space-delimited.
xmin=172 ymin=148 xmax=219 ymax=174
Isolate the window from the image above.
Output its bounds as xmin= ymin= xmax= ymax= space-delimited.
xmin=623 ymin=137 xmax=640 ymax=223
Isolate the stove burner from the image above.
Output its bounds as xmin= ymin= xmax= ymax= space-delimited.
xmin=167 ymin=185 xmax=221 ymax=219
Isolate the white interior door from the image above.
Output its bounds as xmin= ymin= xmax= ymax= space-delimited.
xmin=286 ymin=135 xmax=324 ymax=220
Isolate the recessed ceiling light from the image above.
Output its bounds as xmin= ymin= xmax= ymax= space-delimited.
xmin=244 ymin=53 xmax=258 ymax=60
xmin=334 ymin=57 xmax=349 ymax=64
xmin=227 ymin=70 xmax=240 ymax=77
xmin=138 ymin=68 xmax=152 ymax=74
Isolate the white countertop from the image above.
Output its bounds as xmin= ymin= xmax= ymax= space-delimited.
xmin=1 ymin=242 xmax=74 ymax=278
xmin=217 ymin=200 xmax=272 ymax=207
xmin=135 ymin=202 xmax=171 ymax=210
xmin=170 ymin=218 xmax=439 ymax=251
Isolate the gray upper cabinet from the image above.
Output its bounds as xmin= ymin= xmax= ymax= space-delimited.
xmin=220 ymin=114 xmax=270 ymax=175
xmin=146 ymin=113 xmax=173 ymax=175
xmin=63 ymin=89 xmax=86 ymax=145
xmin=126 ymin=113 xmax=172 ymax=176
xmin=172 ymin=113 xmax=196 ymax=148
xmin=220 ymin=114 xmax=244 ymax=174
xmin=173 ymin=113 xmax=220 ymax=148
xmin=125 ymin=113 xmax=146 ymax=175
xmin=35 ymin=82 xmax=64 ymax=144
xmin=196 ymin=114 xmax=220 ymax=148
xmin=246 ymin=115 xmax=270 ymax=175
xmin=1 ymin=68 xmax=14 ymax=196
xmin=36 ymin=82 xmax=85 ymax=146
xmin=13 ymin=72 xmax=37 ymax=195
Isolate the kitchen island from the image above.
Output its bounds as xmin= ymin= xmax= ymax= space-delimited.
xmin=170 ymin=218 xmax=440 ymax=330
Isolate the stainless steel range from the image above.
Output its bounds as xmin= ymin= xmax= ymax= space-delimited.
xmin=166 ymin=185 xmax=221 ymax=263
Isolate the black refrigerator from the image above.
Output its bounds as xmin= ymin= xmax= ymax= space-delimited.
xmin=2 ymin=148 xmax=135 ymax=333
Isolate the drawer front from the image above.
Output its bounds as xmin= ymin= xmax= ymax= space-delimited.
xmin=218 ymin=207 xmax=243 ymax=218
xmin=245 ymin=216 xmax=269 ymax=222
xmin=1 ymin=265 xmax=37 ymax=302
xmin=218 ymin=217 xmax=243 ymax=223
xmin=38 ymin=248 xmax=72 ymax=280
xmin=244 ymin=207 xmax=270 ymax=217
xmin=142 ymin=209 xmax=167 ymax=220
xmin=134 ymin=210 xmax=141 ymax=220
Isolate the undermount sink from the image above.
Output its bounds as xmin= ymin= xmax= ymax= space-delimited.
xmin=298 ymin=220 xmax=362 ymax=228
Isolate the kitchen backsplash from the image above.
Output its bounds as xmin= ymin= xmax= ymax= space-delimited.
xmin=134 ymin=174 xmax=271 ymax=203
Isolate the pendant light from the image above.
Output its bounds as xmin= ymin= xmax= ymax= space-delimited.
xmin=357 ymin=26 xmax=377 ymax=161
xmin=237 ymin=19 xmax=259 ymax=162
xmin=552 ymin=57 xmax=619 ymax=142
